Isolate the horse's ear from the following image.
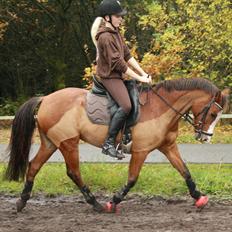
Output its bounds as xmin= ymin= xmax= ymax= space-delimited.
xmin=217 ymin=88 xmax=230 ymax=112
xmin=215 ymin=88 xmax=230 ymax=102
xmin=221 ymin=88 xmax=230 ymax=97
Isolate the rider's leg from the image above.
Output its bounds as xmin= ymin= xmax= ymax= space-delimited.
xmin=101 ymin=79 xmax=132 ymax=158
xmin=102 ymin=107 xmax=128 ymax=158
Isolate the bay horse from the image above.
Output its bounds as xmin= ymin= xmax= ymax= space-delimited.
xmin=4 ymin=78 xmax=228 ymax=212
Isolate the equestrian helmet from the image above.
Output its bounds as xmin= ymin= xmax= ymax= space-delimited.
xmin=98 ymin=0 xmax=127 ymax=17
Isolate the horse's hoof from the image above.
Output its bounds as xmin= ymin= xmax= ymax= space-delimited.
xmin=16 ymin=199 xmax=26 ymax=212
xmin=93 ymin=202 xmax=105 ymax=213
xmin=195 ymin=196 xmax=208 ymax=208
xmin=104 ymin=202 xmax=119 ymax=213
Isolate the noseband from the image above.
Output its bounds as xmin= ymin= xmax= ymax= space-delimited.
xmin=141 ymin=85 xmax=223 ymax=138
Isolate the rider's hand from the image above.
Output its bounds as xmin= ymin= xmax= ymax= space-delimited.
xmin=140 ymin=74 xmax=152 ymax=84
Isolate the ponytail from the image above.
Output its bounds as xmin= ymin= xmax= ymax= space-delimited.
xmin=91 ymin=17 xmax=103 ymax=48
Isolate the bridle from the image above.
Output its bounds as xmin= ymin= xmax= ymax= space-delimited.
xmin=139 ymin=84 xmax=223 ymax=138
xmin=192 ymin=98 xmax=223 ymax=138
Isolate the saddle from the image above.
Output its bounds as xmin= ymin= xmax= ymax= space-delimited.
xmin=86 ymin=76 xmax=140 ymax=146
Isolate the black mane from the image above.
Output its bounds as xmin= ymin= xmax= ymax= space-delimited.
xmin=154 ymin=78 xmax=219 ymax=95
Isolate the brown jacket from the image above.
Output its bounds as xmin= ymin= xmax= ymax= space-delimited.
xmin=96 ymin=26 xmax=131 ymax=79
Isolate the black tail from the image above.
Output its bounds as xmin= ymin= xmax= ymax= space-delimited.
xmin=5 ymin=97 xmax=42 ymax=181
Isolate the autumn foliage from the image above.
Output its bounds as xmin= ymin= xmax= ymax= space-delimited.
xmin=0 ymin=0 xmax=231 ymax=104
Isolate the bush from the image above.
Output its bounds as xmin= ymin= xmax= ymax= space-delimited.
xmin=0 ymin=98 xmax=25 ymax=116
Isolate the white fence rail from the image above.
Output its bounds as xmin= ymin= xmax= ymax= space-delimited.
xmin=1 ymin=115 xmax=232 ymax=120
xmin=220 ymin=114 xmax=232 ymax=119
xmin=0 ymin=116 xmax=15 ymax=120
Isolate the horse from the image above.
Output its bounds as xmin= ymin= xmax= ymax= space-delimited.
xmin=4 ymin=78 xmax=229 ymax=213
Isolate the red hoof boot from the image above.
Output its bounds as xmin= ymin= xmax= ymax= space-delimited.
xmin=105 ymin=202 xmax=119 ymax=213
xmin=195 ymin=196 xmax=208 ymax=208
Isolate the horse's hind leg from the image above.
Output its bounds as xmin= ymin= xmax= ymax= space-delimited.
xmin=159 ymin=142 xmax=208 ymax=208
xmin=59 ymin=137 xmax=104 ymax=212
xmin=17 ymin=131 xmax=57 ymax=212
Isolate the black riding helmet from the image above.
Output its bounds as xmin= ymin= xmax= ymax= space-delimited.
xmin=98 ymin=0 xmax=127 ymax=17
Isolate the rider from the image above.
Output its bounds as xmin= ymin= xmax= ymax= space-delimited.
xmin=91 ymin=0 xmax=152 ymax=159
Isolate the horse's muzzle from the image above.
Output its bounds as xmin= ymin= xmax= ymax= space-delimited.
xmin=195 ymin=130 xmax=213 ymax=143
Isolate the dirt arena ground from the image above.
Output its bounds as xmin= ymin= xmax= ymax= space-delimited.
xmin=1 ymin=194 xmax=232 ymax=232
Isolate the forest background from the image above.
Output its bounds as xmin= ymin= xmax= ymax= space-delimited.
xmin=0 ymin=0 xmax=231 ymax=115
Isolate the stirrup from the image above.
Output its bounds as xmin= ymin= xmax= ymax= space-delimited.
xmin=102 ymin=145 xmax=125 ymax=160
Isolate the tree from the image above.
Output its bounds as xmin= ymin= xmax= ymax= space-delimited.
xmin=0 ymin=0 xmax=231 ymax=106
xmin=0 ymin=0 xmax=100 ymax=102
xmin=137 ymin=0 xmax=232 ymax=88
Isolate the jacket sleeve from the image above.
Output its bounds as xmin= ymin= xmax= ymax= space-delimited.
xmin=123 ymin=43 xmax=132 ymax=62
xmin=98 ymin=35 xmax=128 ymax=73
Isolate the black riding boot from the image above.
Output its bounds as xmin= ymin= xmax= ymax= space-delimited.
xmin=102 ymin=107 xmax=128 ymax=159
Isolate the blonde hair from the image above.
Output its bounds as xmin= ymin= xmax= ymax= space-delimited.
xmin=91 ymin=17 xmax=104 ymax=48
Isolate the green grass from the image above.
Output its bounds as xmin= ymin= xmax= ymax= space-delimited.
xmin=1 ymin=163 xmax=232 ymax=199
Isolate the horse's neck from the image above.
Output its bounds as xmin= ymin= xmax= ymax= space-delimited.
xmin=153 ymin=89 xmax=208 ymax=122
xmin=165 ymin=91 xmax=193 ymax=111
xmin=163 ymin=90 xmax=208 ymax=113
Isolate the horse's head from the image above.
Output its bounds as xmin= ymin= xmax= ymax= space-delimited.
xmin=191 ymin=88 xmax=230 ymax=143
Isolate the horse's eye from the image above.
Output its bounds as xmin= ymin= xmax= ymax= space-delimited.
xmin=211 ymin=113 xmax=217 ymax=119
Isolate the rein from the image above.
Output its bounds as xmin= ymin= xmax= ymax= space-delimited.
xmin=139 ymin=84 xmax=194 ymax=125
xmin=139 ymin=83 xmax=223 ymax=137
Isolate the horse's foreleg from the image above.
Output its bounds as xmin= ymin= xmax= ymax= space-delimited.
xmin=159 ymin=143 xmax=208 ymax=208
xmin=60 ymin=138 xmax=104 ymax=212
xmin=107 ymin=151 xmax=148 ymax=212
xmin=17 ymin=142 xmax=56 ymax=212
